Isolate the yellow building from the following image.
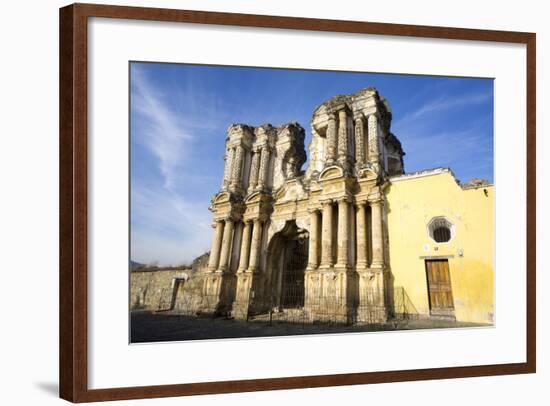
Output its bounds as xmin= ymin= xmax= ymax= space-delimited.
xmin=386 ymin=168 xmax=494 ymax=324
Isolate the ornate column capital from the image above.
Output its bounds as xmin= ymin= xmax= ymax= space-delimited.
xmin=335 ymin=195 xmax=351 ymax=204
xmin=211 ymin=218 xmax=224 ymax=227
xmin=220 ymin=214 xmax=234 ymax=223
xmin=252 ymin=217 xmax=264 ymax=226
xmin=367 ymin=196 xmax=385 ymax=206
xmin=353 ymin=112 xmax=365 ymax=121
xmin=367 ymin=112 xmax=381 ymax=121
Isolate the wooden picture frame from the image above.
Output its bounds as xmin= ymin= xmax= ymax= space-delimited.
xmin=59 ymin=3 xmax=536 ymax=402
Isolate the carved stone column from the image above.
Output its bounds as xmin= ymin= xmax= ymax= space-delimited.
xmin=370 ymin=199 xmax=385 ymax=268
xmin=217 ymin=219 xmax=234 ymax=272
xmin=257 ymin=147 xmax=271 ymax=190
xmin=238 ymin=221 xmax=252 ymax=272
xmin=231 ymin=145 xmax=244 ymax=188
xmin=222 ymin=148 xmax=234 ymax=188
xmin=355 ymin=202 xmax=368 ymax=269
xmin=320 ymin=201 xmax=334 ymax=267
xmin=207 ymin=220 xmax=225 ymax=271
xmin=248 ymin=219 xmax=263 ymax=272
xmin=337 ymin=110 xmax=348 ymax=166
xmin=307 ymin=209 xmax=320 ymax=270
xmin=326 ymin=113 xmax=337 ymax=164
xmin=336 ymin=198 xmax=350 ymax=268
xmin=248 ymin=149 xmax=260 ymax=192
xmin=367 ymin=114 xmax=379 ymax=163
xmin=354 ymin=116 xmax=365 ymax=168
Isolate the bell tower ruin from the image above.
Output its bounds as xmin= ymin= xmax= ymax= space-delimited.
xmin=202 ymin=87 xmax=405 ymax=323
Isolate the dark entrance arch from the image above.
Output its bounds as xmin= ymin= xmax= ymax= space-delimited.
xmin=281 ymin=238 xmax=308 ymax=308
xmin=266 ymin=221 xmax=309 ymax=311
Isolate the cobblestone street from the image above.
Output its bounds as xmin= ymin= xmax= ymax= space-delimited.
xmin=130 ymin=311 xmax=489 ymax=343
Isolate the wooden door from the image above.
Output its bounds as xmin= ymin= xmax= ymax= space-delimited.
xmin=425 ymin=259 xmax=455 ymax=318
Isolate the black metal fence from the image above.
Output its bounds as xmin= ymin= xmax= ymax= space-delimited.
xmin=153 ymin=287 xmax=419 ymax=327
xmin=392 ymin=286 xmax=420 ymax=320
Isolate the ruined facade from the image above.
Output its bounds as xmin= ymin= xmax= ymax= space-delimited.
xmin=130 ymin=86 xmax=494 ymax=326
xmin=203 ymin=87 xmax=405 ymax=323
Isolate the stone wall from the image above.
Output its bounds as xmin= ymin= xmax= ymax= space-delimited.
xmin=131 ymin=269 xmax=186 ymax=310
xmin=130 ymin=254 xmax=209 ymax=312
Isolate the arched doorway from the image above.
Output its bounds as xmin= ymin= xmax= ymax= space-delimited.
xmin=281 ymin=237 xmax=308 ymax=308
xmin=266 ymin=221 xmax=309 ymax=311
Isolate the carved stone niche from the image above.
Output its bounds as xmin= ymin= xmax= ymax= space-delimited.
xmin=273 ymin=178 xmax=307 ymax=204
xmin=272 ymin=122 xmax=306 ymax=190
xmin=210 ymin=191 xmax=245 ymax=221
xmin=243 ymin=191 xmax=273 ymax=222
xmin=318 ymin=165 xmax=344 ymax=182
xmin=317 ymin=165 xmax=355 ymax=202
xmin=356 ymin=161 xmax=380 ymax=180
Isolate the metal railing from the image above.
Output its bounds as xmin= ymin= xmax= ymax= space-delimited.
xmin=152 ymin=286 xmax=419 ymax=327
xmin=392 ymin=286 xmax=420 ymax=321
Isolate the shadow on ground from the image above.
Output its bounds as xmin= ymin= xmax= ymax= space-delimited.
xmin=130 ymin=311 xmax=490 ymax=343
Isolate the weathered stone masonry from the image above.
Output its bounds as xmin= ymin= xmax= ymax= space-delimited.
xmin=203 ymin=87 xmax=405 ymax=323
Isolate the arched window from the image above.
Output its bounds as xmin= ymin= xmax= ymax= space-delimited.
xmin=428 ymin=217 xmax=453 ymax=243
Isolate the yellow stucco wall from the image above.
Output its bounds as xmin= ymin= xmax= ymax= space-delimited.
xmin=385 ymin=170 xmax=494 ymax=324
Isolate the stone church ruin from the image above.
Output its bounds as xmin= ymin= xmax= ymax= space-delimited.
xmin=201 ymin=86 xmax=405 ymax=323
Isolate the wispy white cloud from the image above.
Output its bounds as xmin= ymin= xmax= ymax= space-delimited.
xmin=391 ymin=86 xmax=494 ymax=182
xmin=131 ymin=68 xmax=194 ymax=191
xmin=131 ymin=184 xmax=212 ymax=266
xmin=130 ymin=66 xmax=219 ymax=266
xmin=393 ymin=89 xmax=493 ymax=130
xmin=398 ymin=117 xmax=493 ymax=182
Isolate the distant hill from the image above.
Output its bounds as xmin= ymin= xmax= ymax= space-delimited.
xmin=130 ymin=252 xmax=210 ymax=273
xmin=130 ymin=260 xmax=145 ymax=271
xmin=191 ymin=252 xmax=209 ymax=271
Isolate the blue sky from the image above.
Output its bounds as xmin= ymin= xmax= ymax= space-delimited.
xmin=130 ymin=62 xmax=494 ymax=266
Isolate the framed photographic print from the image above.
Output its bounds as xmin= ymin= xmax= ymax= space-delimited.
xmin=59 ymin=3 xmax=536 ymax=402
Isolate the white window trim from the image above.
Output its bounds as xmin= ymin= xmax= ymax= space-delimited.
xmin=427 ymin=216 xmax=455 ymax=244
